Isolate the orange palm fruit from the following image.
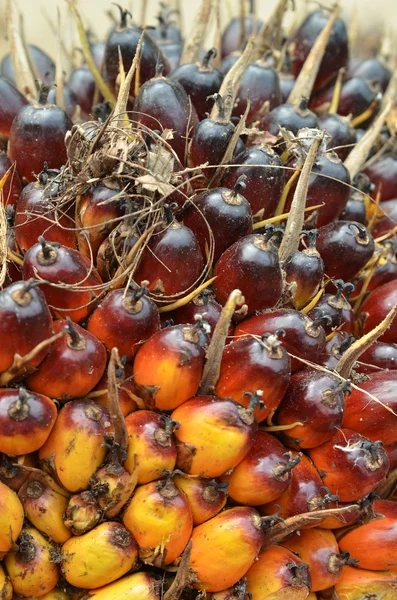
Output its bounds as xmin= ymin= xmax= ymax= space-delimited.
xmin=282 ymin=528 xmax=356 ymax=592
xmin=0 ymin=452 xmax=38 ymax=491
xmin=62 ymin=521 xmax=139 ymax=589
xmin=123 ymin=476 xmax=193 ymax=566
xmin=172 ymin=395 xmax=258 ymax=477
xmin=86 ymin=572 xmax=160 ymax=599
xmin=0 ymin=388 xmax=57 ymax=455
xmin=189 ymin=506 xmax=264 ymax=592
xmin=334 ymin=565 xmax=397 ymax=599
xmin=0 ymin=563 xmax=12 ymax=600
xmin=221 ymin=431 xmax=300 ymax=505
xmin=133 ymin=323 xmax=208 ymax=411
xmin=124 ymin=411 xmax=178 ymax=484
xmin=91 ymin=363 xmax=139 ymax=417
xmin=174 ymin=475 xmax=228 ymax=525
xmin=5 ymin=526 xmax=60 ymax=597
xmin=245 ymin=545 xmax=311 ymax=599
xmin=0 ymin=480 xmax=24 ymax=558
xmin=338 ymin=500 xmax=397 ymax=571
xmin=18 ymin=471 xmax=71 ymax=543
xmin=39 ymin=399 xmax=111 ymax=492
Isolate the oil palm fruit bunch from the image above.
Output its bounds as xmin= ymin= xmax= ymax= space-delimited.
xmin=0 ymin=0 xmax=397 ymax=598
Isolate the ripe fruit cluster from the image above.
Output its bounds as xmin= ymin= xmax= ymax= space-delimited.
xmin=0 ymin=0 xmax=396 ymax=599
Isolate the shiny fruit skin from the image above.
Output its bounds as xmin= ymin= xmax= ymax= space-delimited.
xmin=172 ymin=396 xmax=257 ymax=477
xmin=87 ymin=288 xmax=160 ymax=361
xmin=5 ymin=526 xmax=60 ymax=597
xmin=215 ymin=335 xmax=291 ymax=422
xmin=189 ymin=506 xmax=263 ymax=592
xmin=356 ymin=342 xmax=397 ymax=374
xmin=364 ymin=153 xmax=397 ymax=202
xmin=86 ymin=572 xmax=160 ymax=599
xmin=338 ymin=500 xmax=397 ymax=571
xmin=0 ymin=151 xmax=22 ymax=208
xmin=334 ymin=565 xmax=397 ymax=599
xmin=25 ymin=319 xmax=107 ymax=401
xmin=0 ymin=76 xmax=29 ymax=137
xmin=122 ymin=478 xmax=193 ymax=566
xmin=232 ymin=60 xmax=281 ymax=122
xmin=222 ymin=431 xmax=297 ymax=506
xmin=174 ymin=475 xmax=227 ymax=525
xmin=124 ymin=410 xmax=177 ymax=484
xmin=39 ymin=399 xmax=111 ymax=492
xmin=319 ymin=113 xmax=357 ymax=161
xmin=133 ymin=324 xmax=207 ymax=411
xmin=0 ymin=388 xmax=57 ymax=455
xmin=360 ymin=280 xmax=397 ymax=343
xmin=0 ymin=481 xmax=24 ymax=558
xmin=309 ymin=429 xmax=389 ymax=502
xmin=62 ymin=521 xmax=139 ymax=589
xmin=189 ymin=118 xmax=235 ymax=181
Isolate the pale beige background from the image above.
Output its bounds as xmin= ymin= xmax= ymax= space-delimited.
xmin=0 ymin=0 xmax=396 ymax=73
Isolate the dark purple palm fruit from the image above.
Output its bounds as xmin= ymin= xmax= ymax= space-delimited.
xmin=133 ymin=60 xmax=199 ymax=162
xmin=221 ymin=15 xmax=264 ymax=58
xmin=169 ymin=48 xmax=224 ymax=120
xmin=0 ymin=77 xmax=29 ymax=138
xmin=232 ymin=53 xmax=282 ymax=123
xmin=220 ymin=50 xmax=241 ymax=75
xmin=1 ymin=45 xmax=55 ymax=86
xmin=47 ymin=85 xmax=78 ymax=119
xmin=148 ymin=5 xmax=183 ymax=71
xmin=339 ymin=173 xmax=373 ymax=224
xmin=9 ymin=85 xmax=73 ymax=182
xmin=319 ymin=113 xmax=357 ymax=161
xmin=288 ymin=8 xmax=348 ymax=92
xmin=349 ymin=57 xmax=391 ymax=92
xmin=259 ymin=96 xmax=319 ymax=139
xmin=68 ymin=67 xmax=96 ymax=118
xmin=104 ymin=4 xmax=170 ymax=99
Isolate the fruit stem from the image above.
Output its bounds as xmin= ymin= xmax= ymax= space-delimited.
xmin=8 ymin=388 xmax=30 ymax=421
xmin=328 ymin=67 xmax=345 ymax=114
xmin=275 ymin=451 xmax=302 ymax=477
xmin=38 ymin=84 xmax=51 ymax=105
xmin=65 ymin=316 xmax=85 ymax=349
xmin=107 ymin=348 xmax=129 ymax=459
xmin=199 ymin=289 xmax=245 ymax=394
xmin=163 ymin=541 xmax=193 ymax=600
xmin=207 ymin=92 xmax=227 ymax=121
xmin=231 ymin=174 xmax=247 ymax=198
xmin=112 ymin=3 xmax=132 ymax=28
xmin=201 ymin=47 xmax=217 ymax=68
xmin=336 ymin=303 xmax=397 ymax=378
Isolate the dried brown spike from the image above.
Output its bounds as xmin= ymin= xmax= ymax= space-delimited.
xmin=180 ymin=0 xmax=212 ymax=65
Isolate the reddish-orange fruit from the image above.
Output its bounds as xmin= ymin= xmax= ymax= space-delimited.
xmin=92 ymin=363 xmax=139 ymax=417
xmin=124 ymin=411 xmax=178 ymax=484
xmin=246 ymin=545 xmax=311 ymax=599
xmin=86 ymin=572 xmax=160 ymax=599
xmin=39 ymin=399 xmax=111 ymax=492
xmin=133 ymin=323 xmax=208 ymax=411
xmin=338 ymin=500 xmax=397 ymax=571
xmin=0 ymin=388 xmax=57 ymax=455
xmin=221 ymin=431 xmax=300 ymax=506
xmin=0 ymin=481 xmax=24 ymax=558
xmin=62 ymin=522 xmax=139 ymax=589
xmin=334 ymin=565 xmax=397 ymax=599
xmin=25 ymin=319 xmax=106 ymax=401
xmin=5 ymin=526 xmax=60 ymax=597
xmin=360 ymin=280 xmax=397 ymax=343
xmin=308 ymin=429 xmax=389 ymax=502
xmin=174 ymin=475 xmax=228 ymax=525
xmin=123 ymin=477 xmax=193 ymax=566
xmin=172 ymin=395 xmax=258 ymax=477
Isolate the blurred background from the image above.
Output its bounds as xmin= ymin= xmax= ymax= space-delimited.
xmin=0 ymin=0 xmax=395 ymax=68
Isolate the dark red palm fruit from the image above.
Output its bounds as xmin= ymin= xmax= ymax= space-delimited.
xmin=174 ymin=476 xmax=227 ymax=525
xmin=259 ymin=97 xmax=319 ymax=139
xmin=104 ymin=5 xmax=169 ymax=96
xmin=221 ymin=145 xmax=285 ymax=218
xmin=288 ymin=9 xmax=348 ymax=92
xmin=0 ymin=388 xmax=56 ymax=455
xmin=220 ymin=50 xmax=241 ymax=75
xmin=47 ymin=85 xmax=78 ymax=119
xmin=0 ymin=280 xmax=52 ymax=372
xmin=310 ymin=77 xmax=380 ymax=123
xmin=234 ymin=309 xmax=327 ymax=372
xmin=172 ymin=395 xmax=259 ymax=477
xmin=25 ymin=318 xmax=106 ymax=401
xmin=92 ymin=363 xmax=139 ymax=417
xmin=87 ymin=287 xmax=160 ymax=361
xmin=232 ymin=57 xmax=282 ymax=123
xmin=319 ymin=113 xmax=357 ymax=160
xmin=14 ymin=167 xmax=76 ymax=251
xmin=133 ymin=322 xmax=208 ymax=411
xmin=171 ymin=290 xmax=231 ymax=339
xmin=68 ymin=67 xmax=96 ymax=118
xmin=0 ymin=77 xmax=29 ymax=137
xmin=349 ymin=57 xmax=391 ymax=92
xmin=282 ymin=528 xmax=356 ymax=592
xmin=221 ymin=431 xmax=300 ymax=506
xmin=279 ymin=72 xmax=296 ymax=103
xmin=318 ymin=331 xmax=355 ymax=370
xmin=77 ymin=182 xmax=125 ymax=260
xmin=276 ymin=369 xmax=347 ymax=449
xmin=182 ymin=178 xmax=252 ymax=264
xmin=361 ymin=247 xmax=397 ymax=294
xmin=169 ymin=48 xmax=224 ymax=120
xmin=9 ymin=86 xmax=73 ymax=182
xmin=1 ymin=45 xmax=55 ymax=85
xmin=133 ymin=66 xmax=198 ymax=162
xmin=371 ymin=199 xmax=397 ymax=238
xmin=308 ymin=280 xmax=355 ymax=335
xmin=338 ymin=500 xmax=397 ymax=571
xmin=308 ymin=429 xmax=389 ymax=502
xmin=360 ymin=280 xmax=397 ymax=343
xmin=213 ymin=232 xmax=283 ymax=315
xmin=316 ymin=221 xmax=375 ymax=280
xmin=22 ymin=238 xmax=103 ymax=323
xmin=260 ymin=452 xmax=331 ymax=521
xmin=355 ymin=342 xmax=397 ymax=374
xmin=364 ymin=153 xmax=397 ymax=202
xmin=0 ymin=151 xmax=22 ymax=208
xmin=215 ymin=334 xmax=291 ymax=423
xmin=342 ymin=371 xmax=397 ymax=446
xmin=134 ymin=216 xmax=204 ymax=298
xmin=0 ymin=453 xmax=37 ymax=492
xmin=221 ymin=16 xmax=264 ymax=58
xmin=283 ymin=230 xmax=324 ymax=309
